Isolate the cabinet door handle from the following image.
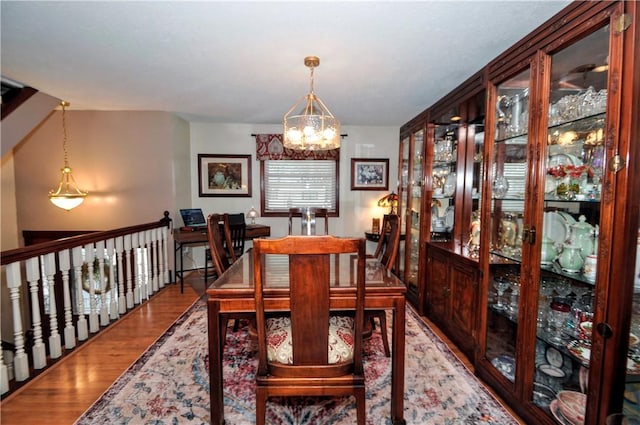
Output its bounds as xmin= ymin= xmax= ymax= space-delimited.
xmin=522 ymin=225 xmax=536 ymax=245
xmin=596 ymin=322 xmax=614 ymax=339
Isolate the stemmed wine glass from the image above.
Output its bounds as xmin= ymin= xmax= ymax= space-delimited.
xmin=494 ymin=276 xmax=510 ymax=311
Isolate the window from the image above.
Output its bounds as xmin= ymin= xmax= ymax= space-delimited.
xmin=260 ymin=160 xmax=339 ymax=216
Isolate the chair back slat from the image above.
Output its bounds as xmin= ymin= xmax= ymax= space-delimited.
xmin=227 ymin=213 xmax=246 ymax=256
xmin=207 ymin=213 xmax=235 ymax=275
xmin=376 ymin=214 xmax=401 ymax=272
xmin=289 ymin=253 xmax=331 ymax=364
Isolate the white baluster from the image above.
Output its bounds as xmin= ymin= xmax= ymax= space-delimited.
xmin=25 ymin=257 xmax=46 ymax=369
xmin=84 ymin=244 xmax=99 ymax=333
xmin=95 ymin=240 xmax=109 ymax=326
xmin=124 ymin=234 xmax=134 ymax=309
xmin=132 ymin=232 xmax=141 ymax=304
xmin=107 ymin=238 xmax=119 ymax=320
xmin=5 ymin=263 xmax=28 ymax=382
xmin=152 ymin=228 xmax=160 ymax=291
xmin=161 ymin=226 xmax=169 ymax=286
xmin=116 ymin=236 xmax=126 ymax=314
xmin=43 ymin=253 xmax=62 ymax=359
xmin=0 ymin=325 xmax=9 ymax=394
xmin=72 ymin=246 xmax=88 ymax=341
xmin=139 ymin=231 xmax=148 ymax=301
xmin=58 ymin=250 xmax=76 ymax=350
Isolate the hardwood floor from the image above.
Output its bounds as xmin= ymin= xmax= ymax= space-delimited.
xmin=0 ymin=272 xmax=524 ymax=424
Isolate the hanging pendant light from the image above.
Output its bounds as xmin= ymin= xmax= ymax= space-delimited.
xmin=48 ymin=101 xmax=87 ymax=211
xmin=283 ymin=56 xmax=341 ymax=151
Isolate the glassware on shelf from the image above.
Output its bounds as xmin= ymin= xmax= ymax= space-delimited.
xmin=494 ymin=277 xmax=511 ymax=311
xmin=549 ymin=300 xmax=571 ymax=343
xmin=493 ymin=174 xmax=510 ymax=199
xmin=508 ymin=278 xmax=521 ymax=320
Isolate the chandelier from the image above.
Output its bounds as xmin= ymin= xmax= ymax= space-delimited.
xmin=48 ymin=101 xmax=88 ymax=211
xmin=283 ymin=56 xmax=340 ymax=151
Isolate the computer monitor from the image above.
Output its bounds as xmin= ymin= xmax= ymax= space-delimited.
xmin=179 ymin=208 xmax=207 ymax=228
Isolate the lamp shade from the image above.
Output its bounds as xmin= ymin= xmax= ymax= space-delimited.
xmin=378 ymin=192 xmax=398 ymax=214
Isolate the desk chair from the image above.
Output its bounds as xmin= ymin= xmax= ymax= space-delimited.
xmin=288 ymin=207 xmax=329 ymax=235
xmin=253 ymin=236 xmax=366 ymax=425
xmin=366 ymin=214 xmax=401 ymax=357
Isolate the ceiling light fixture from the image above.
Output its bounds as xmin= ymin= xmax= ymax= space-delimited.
xmin=283 ymin=56 xmax=340 ymax=151
xmin=48 ymin=101 xmax=88 ymax=211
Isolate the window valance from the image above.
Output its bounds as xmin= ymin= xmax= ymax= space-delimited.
xmin=254 ymin=134 xmax=339 ymax=161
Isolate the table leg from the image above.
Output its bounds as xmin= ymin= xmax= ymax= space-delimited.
xmin=208 ymin=299 xmax=225 ymax=425
xmin=391 ymin=297 xmax=406 ymax=425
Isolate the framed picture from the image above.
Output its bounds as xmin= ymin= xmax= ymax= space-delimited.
xmin=350 ymin=158 xmax=389 ymax=190
xmin=198 ymin=154 xmax=252 ymax=197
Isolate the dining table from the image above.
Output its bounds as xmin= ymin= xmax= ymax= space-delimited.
xmin=206 ymin=248 xmax=407 ymax=425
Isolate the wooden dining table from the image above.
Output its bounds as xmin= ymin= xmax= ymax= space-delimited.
xmin=206 ymin=248 xmax=407 ymax=425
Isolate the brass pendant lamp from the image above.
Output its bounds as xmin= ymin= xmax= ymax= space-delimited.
xmin=283 ymin=56 xmax=341 ymax=151
xmin=48 ymin=101 xmax=88 ymax=210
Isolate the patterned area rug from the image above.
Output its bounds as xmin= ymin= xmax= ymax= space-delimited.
xmin=75 ymin=298 xmax=519 ymax=425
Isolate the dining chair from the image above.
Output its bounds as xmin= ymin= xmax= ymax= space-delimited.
xmin=253 ymin=235 xmax=366 ymax=425
xmin=226 ymin=212 xmax=246 ymax=257
xmin=366 ymin=214 xmax=401 ymax=357
xmin=287 ymin=207 xmax=329 ymax=235
xmin=205 ymin=213 xmax=243 ymax=341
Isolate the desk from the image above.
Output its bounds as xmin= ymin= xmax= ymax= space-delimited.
xmin=206 ymin=250 xmax=407 ymax=425
xmin=173 ymin=224 xmax=270 ymax=292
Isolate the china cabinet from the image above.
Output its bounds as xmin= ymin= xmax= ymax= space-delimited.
xmin=397 ymin=1 xmax=639 ymax=424
xmin=475 ymin=2 xmax=640 ymax=425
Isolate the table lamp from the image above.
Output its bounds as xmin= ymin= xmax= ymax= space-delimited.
xmin=246 ymin=206 xmax=259 ymax=224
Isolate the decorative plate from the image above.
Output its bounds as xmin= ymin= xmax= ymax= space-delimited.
xmin=491 ymin=354 xmax=516 ymax=382
xmin=538 ymin=363 xmax=566 ymax=378
xmin=543 ymin=211 xmax=569 ymax=246
xmin=550 ymin=399 xmax=573 ymax=425
xmin=545 ymin=346 xmax=564 ymax=368
xmin=567 ymin=340 xmax=591 ymax=367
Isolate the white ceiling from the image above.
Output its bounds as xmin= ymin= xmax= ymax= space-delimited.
xmin=1 ymin=1 xmax=571 ymax=127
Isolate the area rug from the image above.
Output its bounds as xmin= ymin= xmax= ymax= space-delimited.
xmin=75 ymin=298 xmax=519 ymax=425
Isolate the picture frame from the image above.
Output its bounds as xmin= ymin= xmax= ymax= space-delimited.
xmin=350 ymin=158 xmax=389 ymax=190
xmin=198 ymin=154 xmax=252 ymax=197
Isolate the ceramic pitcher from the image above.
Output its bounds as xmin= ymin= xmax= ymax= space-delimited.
xmin=559 ymin=243 xmax=585 ymax=273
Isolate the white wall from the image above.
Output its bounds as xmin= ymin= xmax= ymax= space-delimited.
xmin=189 ymin=123 xmax=399 ymax=239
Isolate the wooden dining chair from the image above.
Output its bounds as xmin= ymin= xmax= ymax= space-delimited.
xmin=366 ymin=214 xmax=401 ymax=357
xmin=205 ymin=213 xmax=243 ymax=342
xmin=253 ymin=235 xmax=366 ymax=425
xmin=287 ymin=207 xmax=329 ymax=235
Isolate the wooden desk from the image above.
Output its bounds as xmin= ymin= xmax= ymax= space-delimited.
xmin=173 ymin=224 xmax=270 ymax=292
xmin=206 ymin=250 xmax=407 ymax=424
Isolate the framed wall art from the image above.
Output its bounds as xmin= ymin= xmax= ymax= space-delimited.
xmin=198 ymin=154 xmax=252 ymax=197
xmin=350 ymin=158 xmax=389 ymax=190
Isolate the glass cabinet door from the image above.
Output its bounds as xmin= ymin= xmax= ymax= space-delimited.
xmin=405 ymin=129 xmax=424 ymax=294
xmin=431 ymin=110 xmax=459 ymax=242
xmin=532 ymin=25 xmax=609 ymax=422
xmin=398 ymin=134 xmax=410 ymax=281
xmin=466 ymin=91 xmax=485 ymax=257
xmin=485 ymin=68 xmax=531 ymax=385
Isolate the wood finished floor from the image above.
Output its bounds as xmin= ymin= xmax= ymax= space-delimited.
xmin=0 ymin=272 xmax=524 ymax=424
